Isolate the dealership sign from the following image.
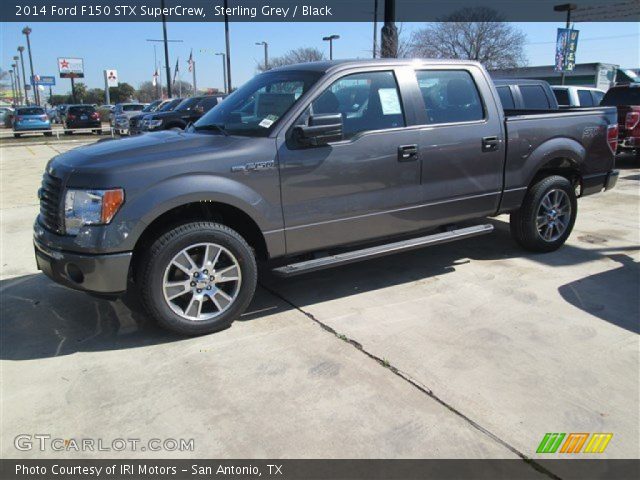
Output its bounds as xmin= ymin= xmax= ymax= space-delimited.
xmin=105 ymin=69 xmax=118 ymax=87
xmin=32 ymin=75 xmax=56 ymax=86
xmin=58 ymin=57 xmax=85 ymax=78
xmin=554 ymin=28 xmax=579 ymax=72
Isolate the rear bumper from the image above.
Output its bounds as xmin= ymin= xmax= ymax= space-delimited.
xmin=582 ymin=170 xmax=618 ymax=196
xmin=34 ymin=239 xmax=131 ymax=294
xmin=14 ymin=124 xmax=51 ymax=131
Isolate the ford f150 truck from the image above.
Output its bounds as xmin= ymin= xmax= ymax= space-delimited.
xmin=34 ymin=60 xmax=619 ymax=335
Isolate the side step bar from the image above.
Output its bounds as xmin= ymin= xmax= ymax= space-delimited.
xmin=272 ymin=224 xmax=494 ymax=277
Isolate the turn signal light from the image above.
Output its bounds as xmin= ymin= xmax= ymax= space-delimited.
xmin=607 ymin=124 xmax=618 ymax=154
xmin=101 ymin=189 xmax=125 ymax=223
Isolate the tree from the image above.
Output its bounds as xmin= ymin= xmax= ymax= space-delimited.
xmin=409 ymin=7 xmax=527 ymax=69
xmin=257 ymin=47 xmax=325 ymax=72
xmin=84 ymin=88 xmax=105 ymax=105
xmin=172 ymin=80 xmax=194 ymax=97
xmin=108 ymin=82 xmax=136 ymax=103
xmin=137 ymin=81 xmax=165 ymax=102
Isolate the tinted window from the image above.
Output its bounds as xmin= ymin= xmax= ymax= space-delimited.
xmin=497 ymin=86 xmax=515 ymax=109
xmin=17 ymin=107 xmax=45 ymax=115
xmin=122 ymin=104 xmax=145 ymax=112
xmin=198 ymin=96 xmax=221 ymax=111
xmin=176 ymin=97 xmax=201 ymax=111
xmin=519 ymin=85 xmax=550 ymax=109
xmin=601 ymin=87 xmax=640 ymax=106
xmin=577 ymin=90 xmax=594 ymax=106
xmin=310 ymin=71 xmax=405 ymax=139
xmin=553 ymin=89 xmax=570 ymax=106
xmin=69 ymin=106 xmax=96 ymax=114
xmin=592 ymin=90 xmax=604 ymax=105
xmin=416 ymin=70 xmax=484 ymax=123
xmin=158 ymin=99 xmax=182 ymax=112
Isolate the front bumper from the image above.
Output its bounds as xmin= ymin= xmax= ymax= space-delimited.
xmin=34 ymin=238 xmax=131 ymax=294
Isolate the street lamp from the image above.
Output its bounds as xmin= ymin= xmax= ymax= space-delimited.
xmin=12 ymin=57 xmax=22 ymax=104
xmin=554 ymin=3 xmax=578 ymax=86
xmin=255 ymin=41 xmax=269 ymax=71
xmin=8 ymin=68 xmax=17 ymax=106
xmin=215 ymin=53 xmax=227 ymax=94
xmin=22 ymin=26 xmax=40 ymax=105
xmin=322 ymin=34 xmax=340 ymax=60
xmin=17 ymin=46 xmax=29 ymax=105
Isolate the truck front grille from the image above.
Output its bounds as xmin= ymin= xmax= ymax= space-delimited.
xmin=39 ymin=173 xmax=64 ymax=234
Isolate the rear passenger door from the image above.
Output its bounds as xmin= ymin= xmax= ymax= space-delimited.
xmin=412 ymin=67 xmax=505 ymax=225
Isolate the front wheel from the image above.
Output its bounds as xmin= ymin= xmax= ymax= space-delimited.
xmin=139 ymin=222 xmax=257 ymax=335
xmin=510 ymin=175 xmax=577 ymax=253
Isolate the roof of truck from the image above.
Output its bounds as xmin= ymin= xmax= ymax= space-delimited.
xmin=269 ymin=58 xmax=482 ymax=74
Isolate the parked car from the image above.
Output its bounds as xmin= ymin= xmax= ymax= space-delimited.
xmin=551 ymin=86 xmax=606 ymax=107
xmin=13 ymin=106 xmax=52 ymax=138
xmin=56 ymin=104 xmax=70 ymax=124
xmin=0 ymin=106 xmax=14 ymax=126
xmin=63 ymin=104 xmax=102 ymax=135
xmin=600 ymin=83 xmax=640 ymax=157
xmin=128 ymin=100 xmax=165 ymax=135
xmin=492 ymin=79 xmax=559 ymax=110
xmin=34 ymin=59 xmax=619 ymax=335
xmin=111 ymin=103 xmax=146 ymax=134
xmin=139 ymin=95 xmax=224 ymax=133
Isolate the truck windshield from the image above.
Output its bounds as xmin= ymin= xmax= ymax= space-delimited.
xmin=194 ymin=70 xmax=322 ymax=136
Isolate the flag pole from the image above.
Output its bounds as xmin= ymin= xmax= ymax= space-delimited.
xmin=192 ymin=61 xmax=197 ymax=96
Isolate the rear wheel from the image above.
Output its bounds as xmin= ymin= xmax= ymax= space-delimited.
xmin=510 ymin=175 xmax=577 ymax=253
xmin=139 ymin=222 xmax=257 ymax=335
xmin=44 ymin=132 xmax=53 ymax=137
xmin=13 ymin=133 xmax=20 ymax=138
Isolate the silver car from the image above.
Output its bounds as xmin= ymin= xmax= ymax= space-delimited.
xmin=111 ymin=103 xmax=146 ymax=134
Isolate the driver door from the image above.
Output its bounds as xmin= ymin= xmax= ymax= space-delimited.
xmin=277 ymin=69 xmax=423 ymax=256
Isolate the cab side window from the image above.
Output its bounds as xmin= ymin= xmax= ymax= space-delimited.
xmin=496 ymin=86 xmax=515 ymax=109
xmin=310 ymin=71 xmax=405 ymax=140
xmin=577 ymin=90 xmax=594 ymax=107
xmin=415 ymin=70 xmax=484 ymax=124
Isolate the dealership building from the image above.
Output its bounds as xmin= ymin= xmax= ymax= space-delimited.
xmin=491 ymin=62 xmax=638 ymax=90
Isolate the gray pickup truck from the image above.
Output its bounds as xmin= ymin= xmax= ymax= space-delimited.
xmin=34 ymin=59 xmax=619 ymax=335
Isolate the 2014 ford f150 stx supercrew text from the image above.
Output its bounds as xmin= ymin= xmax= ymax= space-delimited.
xmin=34 ymin=60 xmax=619 ymax=335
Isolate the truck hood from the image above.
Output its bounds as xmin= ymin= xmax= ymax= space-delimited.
xmin=50 ymin=130 xmax=242 ymax=174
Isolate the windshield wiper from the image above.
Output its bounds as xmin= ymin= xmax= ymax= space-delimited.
xmin=193 ymin=124 xmax=229 ymax=136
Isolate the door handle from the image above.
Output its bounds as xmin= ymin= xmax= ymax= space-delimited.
xmin=398 ymin=144 xmax=418 ymax=161
xmin=482 ymin=136 xmax=500 ymax=152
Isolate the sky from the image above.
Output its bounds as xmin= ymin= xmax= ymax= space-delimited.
xmin=1 ymin=21 xmax=638 ymax=95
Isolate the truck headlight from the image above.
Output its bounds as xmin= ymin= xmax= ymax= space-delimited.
xmin=64 ymin=188 xmax=124 ymax=235
xmin=148 ymin=119 xmax=163 ymax=129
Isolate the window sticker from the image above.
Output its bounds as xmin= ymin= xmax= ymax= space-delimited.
xmin=378 ymin=88 xmax=402 ymax=115
xmin=258 ymin=115 xmax=279 ymax=128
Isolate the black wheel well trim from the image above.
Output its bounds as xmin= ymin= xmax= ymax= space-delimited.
xmin=129 ymin=201 xmax=269 ymax=282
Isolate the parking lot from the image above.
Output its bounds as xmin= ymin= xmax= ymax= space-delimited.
xmin=1 ymin=141 xmax=638 ymax=469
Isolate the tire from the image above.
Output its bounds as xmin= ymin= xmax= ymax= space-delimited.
xmin=510 ymin=175 xmax=577 ymax=253
xmin=94 ymin=129 xmax=103 ymax=135
xmin=139 ymin=222 xmax=257 ymax=335
xmin=44 ymin=132 xmax=53 ymax=137
xmin=13 ymin=133 xmax=20 ymax=138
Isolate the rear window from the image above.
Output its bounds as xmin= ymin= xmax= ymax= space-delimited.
xmin=520 ymin=85 xmax=551 ymax=109
xmin=496 ymin=86 xmax=515 ymax=109
xmin=198 ymin=96 xmax=221 ymax=111
xmin=601 ymin=87 xmax=640 ymax=106
xmin=122 ymin=104 xmax=145 ymax=112
xmin=69 ymin=106 xmax=96 ymax=114
xmin=17 ymin=107 xmax=45 ymax=115
xmin=553 ymin=89 xmax=570 ymax=106
xmin=577 ymin=90 xmax=594 ymax=107
xmin=592 ymin=90 xmax=604 ymax=105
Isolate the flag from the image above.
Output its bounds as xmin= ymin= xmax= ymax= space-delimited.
xmin=173 ymin=57 xmax=179 ymax=85
xmin=152 ymin=68 xmax=159 ymax=87
xmin=188 ymin=50 xmax=194 ymax=73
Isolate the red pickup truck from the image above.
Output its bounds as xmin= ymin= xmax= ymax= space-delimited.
xmin=601 ymin=83 xmax=640 ymax=158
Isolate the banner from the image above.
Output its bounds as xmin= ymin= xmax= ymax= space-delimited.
xmin=554 ymin=28 xmax=579 ymax=72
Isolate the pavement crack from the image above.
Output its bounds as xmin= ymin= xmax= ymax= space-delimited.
xmin=259 ymin=281 xmax=562 ymax=480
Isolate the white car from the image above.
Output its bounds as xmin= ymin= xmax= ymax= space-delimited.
xmin=110 ymin=103 xmax=146 ymax=134
xmin=552 ymin=86 xmax=606 ymax=107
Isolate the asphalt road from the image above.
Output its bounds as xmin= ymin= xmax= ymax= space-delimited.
xmin=1 ymin=142 xmax=638 ymax=472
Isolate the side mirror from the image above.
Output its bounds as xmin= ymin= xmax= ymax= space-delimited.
xmin=294 ymin=113 xmax=343 ymax=146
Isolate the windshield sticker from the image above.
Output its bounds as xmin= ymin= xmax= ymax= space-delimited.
xmin=259 ymin=118 xmax=274 ymax=128
xmin=378 ymin=88 xmax=402 ymax=115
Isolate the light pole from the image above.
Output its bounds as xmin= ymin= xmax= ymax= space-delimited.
xmin=373 ymin=0 xmax=379 ymax=58
xmin=223 ymin=0 xmax=232 ymax=92
xmin=255 ymin=41 xmax=269 ymax=71
xmin=12 ymin=58 xmax=22 ymax=104
xmin=381 ymin=0 xmax=398 ymax=58
xmin=554 ymin=3 xmax=577 ymax=86
xmin=22 ymin=26 xmax=40 ymax=105
xmin=9 ymin=69 xmax=17 ymax=105
xmin=17 ymin=46 xmax=28 ymax=105
xmin=322 ymin=34 xmax=340 ymax=60
xmin=215 ymin=53 xmax=227 ymax=94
